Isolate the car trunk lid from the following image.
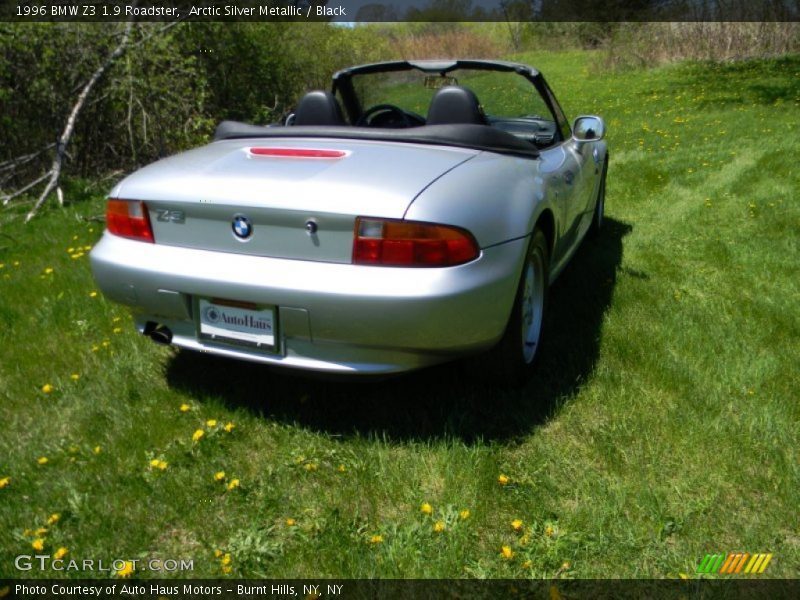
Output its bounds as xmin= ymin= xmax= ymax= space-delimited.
xmin=113 ymin=138 xmax=477 ymax=264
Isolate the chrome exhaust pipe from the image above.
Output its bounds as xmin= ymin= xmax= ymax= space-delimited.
xmin=148 ymin=324 xmax=173 ymax=345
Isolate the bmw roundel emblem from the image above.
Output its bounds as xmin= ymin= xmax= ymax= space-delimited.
xmin=203 ymin=306 xmax=220 ymax=323
xmin=232 ymin=215 xmax=253 ymax=240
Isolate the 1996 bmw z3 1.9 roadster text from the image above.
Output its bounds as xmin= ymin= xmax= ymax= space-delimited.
xmin=90 ymin=59 xmax=607 ymax=379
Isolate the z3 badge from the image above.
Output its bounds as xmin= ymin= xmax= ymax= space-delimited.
xmin=156 ymin=209 xmax=186 ymax=223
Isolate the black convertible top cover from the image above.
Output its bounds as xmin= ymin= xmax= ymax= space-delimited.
xmin=213 ymin=121 xmax=539 ymax=159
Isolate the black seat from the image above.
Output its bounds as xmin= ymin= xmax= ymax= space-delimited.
xmin=426 ymin=86 xmax=486 ymax=126
xmin=292 ymin=90 xmax=345 ymax=126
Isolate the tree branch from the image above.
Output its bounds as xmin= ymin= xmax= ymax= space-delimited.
xmin=24 ymin=19 xmax=136 ymax=222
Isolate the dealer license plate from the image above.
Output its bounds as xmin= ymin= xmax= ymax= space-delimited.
xmin=197 ymin=298 xmax=276 ymax=350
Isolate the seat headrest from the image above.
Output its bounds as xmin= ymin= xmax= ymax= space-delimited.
xmin=426 ymin=86 xmax=486 ymax=126
xmin=293 ymin=90 xmax=345 ymax=126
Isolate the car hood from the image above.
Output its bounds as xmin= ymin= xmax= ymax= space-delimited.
xmin=112 ymin=137 xmax=479 ymax=219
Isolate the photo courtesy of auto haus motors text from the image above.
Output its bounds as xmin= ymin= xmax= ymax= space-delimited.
xmin=11 ymin=582 xmax=344 ymax=597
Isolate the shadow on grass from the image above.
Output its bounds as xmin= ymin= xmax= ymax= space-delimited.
xmin=166 ymin=218 xmax=632 ymax=444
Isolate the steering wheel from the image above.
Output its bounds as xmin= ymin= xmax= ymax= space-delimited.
xmin=356 ymin=104 xmax=411 ymax=128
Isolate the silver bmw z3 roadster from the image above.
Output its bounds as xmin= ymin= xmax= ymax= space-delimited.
xmin=90 ymin=59 xmax=607 ymax=379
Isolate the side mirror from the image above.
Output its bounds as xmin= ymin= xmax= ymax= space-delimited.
xmin=572 ymin=116 xmax=605 ymax=142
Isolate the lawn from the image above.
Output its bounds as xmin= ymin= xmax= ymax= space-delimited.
xmin=0 ymin=50 xmax=798 ymax=580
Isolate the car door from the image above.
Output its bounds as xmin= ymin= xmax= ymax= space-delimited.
xmin=564 ymin=135 xmax=596 ymax=241
xmin=535 ymin=76 xmax=590 ymax=260
xmin=538 ymin=144 xmax=581 ymax=261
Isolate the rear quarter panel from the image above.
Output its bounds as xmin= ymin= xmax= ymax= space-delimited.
xmin=404 ymin=151 xmax=553 ymax=249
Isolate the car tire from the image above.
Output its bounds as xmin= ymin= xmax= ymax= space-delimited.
xmin=487 ymin=228 xmax=550 ymax=386
xmin=589 ymin=159 xmax=607 ymax=236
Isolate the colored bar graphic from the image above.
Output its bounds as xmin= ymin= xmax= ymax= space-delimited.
xmin=700 ymin=552 xmax=773 ymax=575
xmin=733 ymin=553 xmax=749 ymax=573
xmin=758 ymin=554 xmax=773 ymax=574
xmin=696 ymin=554 xmax=725 ymax=574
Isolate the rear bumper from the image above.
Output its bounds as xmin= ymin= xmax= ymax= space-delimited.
xmin=89 ymin=233 xmax=526 ymax=373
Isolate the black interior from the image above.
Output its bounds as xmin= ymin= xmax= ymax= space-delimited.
xmin=426 ymin=86 xmax=487 ymax=126
xmin=292 ymin=90 xmax=345 ymax=126
xmin=215 ymin=76 xmax=558 ymax=157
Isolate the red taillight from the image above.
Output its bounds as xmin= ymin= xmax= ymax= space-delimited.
xmin=249 ymin=147 xmax=348 ymax=159
xmin=353 ymin=218 xmax=480 ymax=267
xmin=106 ymin=199 xmax=154 ymax=243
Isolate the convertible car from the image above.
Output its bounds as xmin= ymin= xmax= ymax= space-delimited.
xmin=90 ymin=59 xmax=607 ymax=380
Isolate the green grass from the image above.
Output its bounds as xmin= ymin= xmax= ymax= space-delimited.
xmin=1 ymin=50 xmax=798 ymax=580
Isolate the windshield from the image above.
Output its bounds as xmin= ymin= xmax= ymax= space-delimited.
xmin=342 ymin=68 xmax=556 ymax=124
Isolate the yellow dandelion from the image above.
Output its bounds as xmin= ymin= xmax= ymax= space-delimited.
xmin=89 ymin=291 xmax=98 ymax=298
xmin=511 ymin=519 xmax=524 ymax=531
xmin=41 ymin=384 xmax=54 ymax=394
xmin=420 ymin=502 xmax=433 ymax=515
xmin=179 ymin=403 xmax=191 ymax=413
xmin=337 ymin=464 xmax=346 ymax=473
xmin=214 ymin=471 xmax=226 ymax=482
xmin=35 ymin=527 xmax=48 ymax=536
xmin=433 ymin=521 xmax=445 ymax=533
xmin=32 ymin=539 xmax=45 ymax=552
xmin=150 ymin=458 xmax=161 ymax=468
xmin=286 ymin=518 xmax=296 ymax=526
xmin=83 ymin=246 xmax=91 ymax=251
xmin=115 ymin=560 xmax=134 ymax=578
xmin=369 ymin=534 xmax=384 ymax=544
xmin=157 ymin=460 xmax=168 ymax=470
xmin=93 ymin=445 xmax=101 ymax=455
xmin=70 ymin=373 xmax=80 ymax=381
xmin=498 ymin=473 xmax=510 ymax=485
xmin=47 ymin=513 xmax=60 ymax=525
xmin=206 ymin=419 xmax=217 ymax=428
xmin=227 ymin=479 xmax=240 ymax=491
xmin=192 ymin=429 xmax=205 ymax=443
xmin=562 ymin=561 xmax=571 ymax=570
xmin=304 ymin=462 xmax=318 ymax=472
xmin=223 ymin=422 xmax=235 ymax=432
xmin=459 ymin=509 xmax=470 ymax=520
xmin=679 ymin=573 xmax=689 ymax=580
xmin=544 ymin=525 xmax=555 ymax=537
xmin=213 ymin=549 xmax=223 ymax=558
xmin=112 ymin=327 xmax=122 ymax=334
xmin=220 ymin=553 xmax=231 ymax=566
xmin=37 ymin=456 xmax=49 ymax=465
xmin=0 ymin=477 xmax=10 ymax=489
xmin=501 ymin=545 xmax=514 ymax=559
xmin=54 ymin=547 xmax=68 ymax=560
xmin=44 ymin=267 xmax=54 ymax=275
